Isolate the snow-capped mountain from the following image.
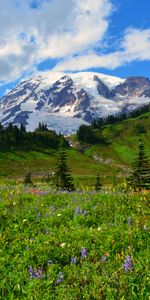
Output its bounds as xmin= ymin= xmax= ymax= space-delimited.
xmin=0 ymin=71 xmax=150 ymax=134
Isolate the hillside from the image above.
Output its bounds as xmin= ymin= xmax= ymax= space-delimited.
xmin=84 ymin=111 xmax=150 ymax=164
xmin=0 ymin=110 xmax=149 ymax=186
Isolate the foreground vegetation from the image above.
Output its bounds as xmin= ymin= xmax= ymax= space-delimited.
xmin=0 ymin=185 xmax=149 ymax=299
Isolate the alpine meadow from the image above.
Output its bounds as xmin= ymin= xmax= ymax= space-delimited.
xmin=0 ymin=0 xmax=150 ymax=299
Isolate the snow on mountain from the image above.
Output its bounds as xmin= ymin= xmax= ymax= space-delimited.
xmin=0 ymin=71 xmax=150 ymax=134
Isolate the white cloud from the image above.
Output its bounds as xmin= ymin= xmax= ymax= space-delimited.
xmin=123 ymin=28 xmax=150 ymax=61
xmin=1 ymin=0 xmax=150 ymax=84
xmin=0 ymin=0 xmax=113 ymax=83
xmin=54 ymin=28 xmax=150 ymax=72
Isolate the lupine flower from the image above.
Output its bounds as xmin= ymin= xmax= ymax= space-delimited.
xmin=74 ymin=207 xmax=87 ymax=216
xmin=45 ymin=228 xmax=49 ymax=235
xmin=45 ymin=212 xmax=49 ymax=218
xmin=36 ymin=212 xmax=41 ymax=219
xmin=28 ymin=266 xmax=44 ymax=279
xmin=50 ymin=206 xmax=55 ymax=214
xmin=81 ymin=247 xmax=87 ymax=259
xmin=71 ymin=256 xmax=77 ymax=264
xmin=74 ymin=207 xmax=81 ymax=215
xmin=123 ymin=255 xmax=134 ymax=272
xmin=29 ymin=266 xmax=34 ymax=279
xmin=57 ymin=271 xmax=64 ymax=283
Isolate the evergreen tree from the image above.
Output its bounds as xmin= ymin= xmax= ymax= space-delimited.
xmin=95 ymin=173 xmax=102 ymax=191
xmin=24 ymin=172 xmax=33 ymax=185
xmin=54 ymin=145 xmax=75 ymax=191
xmin=127 ymin=139 xmax=150 ymax=190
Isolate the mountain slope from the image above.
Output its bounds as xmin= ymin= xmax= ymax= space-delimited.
xmin=0 ymin=110 xmax=150 ymax=185
xmin=83 ymin=111 xmax=150 ymax=169
xmin=0 ymin=71 xmax=150 ymax=134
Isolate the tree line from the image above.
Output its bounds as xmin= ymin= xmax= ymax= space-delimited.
xmin=77 ymin=103 xmax=150 ymax=144
xmin=0 ymin=122 xmax=67 ymax=151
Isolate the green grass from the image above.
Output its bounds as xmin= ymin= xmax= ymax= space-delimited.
xmin=84 ymin=112 xmax=150 ymax=170
xmin=0 ymin=148 xmax=120 ymax=186
xmin=0 ymin=111 xmax=150 ymax=186
xmin=0 ymin=185 xmax=149 ymax=299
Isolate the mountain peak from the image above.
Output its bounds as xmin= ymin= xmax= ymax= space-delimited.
xmin=0 ymin=71 xmax=150 ymax=135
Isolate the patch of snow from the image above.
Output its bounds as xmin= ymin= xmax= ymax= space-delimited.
xmin=26 ymin=111 xmax=88 ymax=135
xmin=21 ymin=99 xmax=37 ymax=111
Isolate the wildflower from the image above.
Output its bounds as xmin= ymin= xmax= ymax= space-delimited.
xmin=45 ymin=212 xmax=49 ymax=218
xmin=28 ymin=266 xmax=44 ymax=279
xmin=36 ymin=268 xmax=44 ymax=279
xmin=30 ymin=237 xmax=34 ymax=241
xmin=45 ymin=228 xmax=49 ymax=235
xmin=36 ymin=212 xmax=41 ymax=219
xmin=60 ymin=243 xmax=65 ymax=248
xmin=50 ymin=206 xmax=55 ymax=213
xmin=48 ymin=259 xmax=53 ymax=265
xmin=29 ymin=266 xmax=34 ymax=279
xmin=74 ymin=207 xmax=81 ymax=215
xmin=57 ymin=271 xmax=64 ymax=283
xmin=71 ymin=256 xmax=77 ymax=264
xmin=100 ymin=255 xmax=107 ymax=262
xmin=81 ymin=247 xmax=87 ymax=259
xmin=123 ymin=255 xmax=134 ymax=272
xmin=98 ymin=227 xmax=101 ymax=231
xmin=127 ymin=217 xmax=132 ymax=226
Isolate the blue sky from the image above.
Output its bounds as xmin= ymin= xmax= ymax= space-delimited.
xmin=0 ymin=0 xmax=150 ymax=96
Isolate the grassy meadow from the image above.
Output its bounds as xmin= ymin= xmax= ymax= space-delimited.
xmin=0 ymin=112 xmax=150 ymax=299
xmin=0 ymin=184 xmax=149 ymax=299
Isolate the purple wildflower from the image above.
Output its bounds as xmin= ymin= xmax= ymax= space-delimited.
xmin=57 ymin=271 xmax=64 ymax=283
xmin=29 ymin=266 xmax=34 ymax=279
xmin=36 ymin=212 xmax=41 ymax=219
xmin=71 ymin=256 xmax=77 ymax=264
xmin=81 ymin=247 xmax=87 ymax=259
xmin=45 ymin=228 xmax=49 ymax=235
xmin=50 ymin=206 xmax=55 ymax=214
xmin=123 ymin=255 xmax=134 ymax=272
xmin=28 ymin=266 xmax=44 ymax=279
xmin=74 ymin=206 xmax=81 ymax=215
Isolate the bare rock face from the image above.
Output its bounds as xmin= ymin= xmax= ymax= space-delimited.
xmin=0 ymin=72 xmax=150 ymax=134
xmin=114 ymin=77 xmax=150 ymax=97
xmin=94 ymin=75 xmax=113 ymax=99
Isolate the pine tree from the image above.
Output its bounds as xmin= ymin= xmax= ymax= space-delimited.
xmin=95 ymin=173 xmax=102 ymax=191
xmin=127 ymin=139 xmax=150 ymax=190
xmin=24 ymin=172 xmax=33 ymax=185
xmin=54 ymin=145 xmax=75 ymax=191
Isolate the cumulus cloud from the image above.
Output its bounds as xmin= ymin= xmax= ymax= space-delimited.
xmin=0 ymin=0 xmax=113 ymax=82
xmin=1 ymin=0 xmax=150 ymax=83
xmin=123 ymin=28 xmax=150 ymax=61
xmin=54 ymin=28 xmax=150 ymax=72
